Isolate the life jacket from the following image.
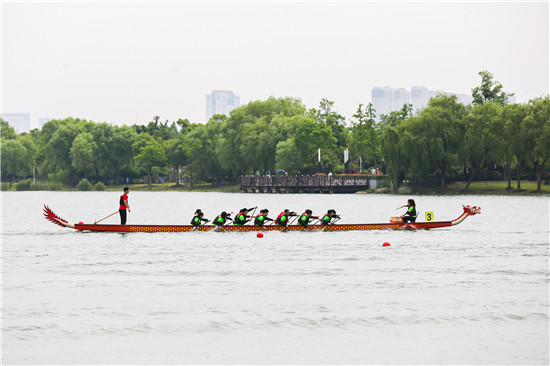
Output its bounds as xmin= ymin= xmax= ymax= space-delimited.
xmin=406 ymin=205 xmax=417 ymax=218
xmin=214 ymin=215 xmax=226 ymax=226
xmin=191 ymin=215 xmax=201 ymax=226
xmin=299 ymin=214 xmax=309 ymax=226
xmin=234 ymin=212 xmax=247 ymax=225
xmin=276 ymin=212 xmax=288 ymax=226
xmin=321 ymin=214 xmax=331 ymax=225
xmin=254 ymin=215 xmax=265 ymax=226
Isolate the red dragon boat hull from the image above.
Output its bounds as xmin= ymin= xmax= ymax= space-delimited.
xmin=44 ymin=205 xmax=481 ymax=233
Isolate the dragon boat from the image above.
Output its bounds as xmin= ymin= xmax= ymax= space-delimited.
xmin=44 ymin=204 xmax=481 ymax=233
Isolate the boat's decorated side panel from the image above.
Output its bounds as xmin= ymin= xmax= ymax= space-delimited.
xmin=73 ymin=221 xmax=453 ymax=233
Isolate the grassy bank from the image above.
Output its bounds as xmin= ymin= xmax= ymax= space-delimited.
xmin=412 ymin=181 xmax=550 ymax=195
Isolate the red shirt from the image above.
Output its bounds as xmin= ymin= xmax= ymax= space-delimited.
xmin=119 ymin=194 xmax=128 ymax=210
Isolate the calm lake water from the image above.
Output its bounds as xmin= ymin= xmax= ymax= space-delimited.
xmin=2 ymin=191 xmax=549 ymax=364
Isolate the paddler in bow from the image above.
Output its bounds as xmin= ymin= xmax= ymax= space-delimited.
xmin=275 ymin=209 xmax=297 ymax=227
xmin=213 ymin=211 xmax=233 ymax=227
xmin=298 ymin=209 xmax=319 ymax=227
xmin=399 ymin=199 xmax=417 ymax=223
xmin=254 ymin=209 xmax=273 ymax=227
xmin=190 ymin=209 xmax=209 ymax=228
xmin=321 ymin=209 xmax=340 ymax=226
xmin=233 ymin=206 xmax=257 ymax=225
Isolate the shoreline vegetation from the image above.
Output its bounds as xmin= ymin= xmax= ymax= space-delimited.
xmin=2 ymin=72 xmax=549 ymax=193
xmin=2 ymin=180 xmax=548 ymax=195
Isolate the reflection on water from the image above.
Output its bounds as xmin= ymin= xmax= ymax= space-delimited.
xmin=2 ymin=192 xmax=549 ymax=364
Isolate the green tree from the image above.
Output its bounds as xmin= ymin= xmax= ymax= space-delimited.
xmin=1 ymin=120 xmax=17 ymax=140
xmin=1 ymin=139 xmax=27 ymax=187
xmin=275 ymin=139 xmax=301 ymax=173
xmin=191 ymin=117 xmax=227 ymax=184
xmin=503 ymin=103 xmax=530 ymax=189
xmin=133 ymin=133 xmax=167 ymax=189
xmin=462 ymin=102 xmax=502 ymax=191
xmin=309 ymin=99 xmax=348 ymax=148
xmin=350 ymin=103 xmax=378 ymax=171
xmin=70 ymin=132 xmax=96 ymax=180
xmin=393 ymin=94 xmax=467 ymax=188
xmin=524 ymin=96 xmax=550 ymax=190
xmin=285 ymin=115 xmax=337 ymax=174
xmin=45 ymin=122 xmax=82 ymax=186
xmin=109 ymin=126 xmax=137 ymax=184
xmin=472 ymin=70 xmax=514 ymax=107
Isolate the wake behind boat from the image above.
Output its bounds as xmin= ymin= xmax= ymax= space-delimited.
xmin=44 ymin=205 xmax=481 ymax=233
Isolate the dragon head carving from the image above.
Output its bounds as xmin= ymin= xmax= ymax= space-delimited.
xmin=463 ymin=205 xmax=481 ymax=216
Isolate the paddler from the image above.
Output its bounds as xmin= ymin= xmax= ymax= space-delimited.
xmin=233 ymin=206 xmax=257 ymax=225
xmin=254 ymin=209 xmax=273 ymax=227
xmin=275 ymin=209 xmax=297 ymax=227
xmin=213 ymin=211 xmax=233 ymax=227
xmin=190 ymin=209 xmax=209 ymax=228
xmin=298 ymin=209 xmax=319 ymax=227
xmin=399 ymin=199 xmax=417 ymax=223
xmin=320 ymin=209 xmax=340 ymax=226
xmin=119 ymin=186 xmax=130 ymax=225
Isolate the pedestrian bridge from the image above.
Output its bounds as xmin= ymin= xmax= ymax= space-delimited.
xmin=240 ymin=175 xmax=380 ymax=193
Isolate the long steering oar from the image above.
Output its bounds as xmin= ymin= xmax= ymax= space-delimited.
xmin=94 ymin=211 xmax=119 ymax=225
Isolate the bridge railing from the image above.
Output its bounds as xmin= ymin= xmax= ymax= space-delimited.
xmin=240 ymin=175 xmax=369 ymax=188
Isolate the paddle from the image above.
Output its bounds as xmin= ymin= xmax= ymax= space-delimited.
xmin=192 ymin=219 xmax=210 ymax=231
xmin=94 ymin=211 xmax=118 ymax=224
xmin=246 ymin=207 xmax=258 ymax=225
xmin=208 ymin=212 xmax=232 ymax=231
xmin=323 ymin=217 xmax=341 ymax=231
xmin=306 ymin=217 xmax=320 ymax=230
xmin=282 ymin=215 xmax=299 ymax=232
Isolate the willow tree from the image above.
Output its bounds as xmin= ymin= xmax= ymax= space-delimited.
xmin=524 ymin=96 xmax=550 ymax=190
xmin=399 ymin=94 xmax=467 ymax=188
xmin=462 ymin=102 xmax=502 ymax=191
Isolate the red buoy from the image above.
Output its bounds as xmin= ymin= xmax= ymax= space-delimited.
xmin=257 ymin=232 xmax=264 ymax=238
xmin=79 ymin=221 xmax=84 ymax=224
xmin=383 ymin=242 xmax=391 ymax=247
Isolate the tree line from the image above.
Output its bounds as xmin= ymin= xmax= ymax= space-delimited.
xmin=2 ymin=71 xmax=549 ymax=191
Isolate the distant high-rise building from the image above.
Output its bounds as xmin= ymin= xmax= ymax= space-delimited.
xmin=372 ymin=87 xmax=410 ymax=121
xmin=205 ymin=90 xmax=240 ymax=121
xmin=391 ymin=88 xmax=410 ymax=112
xmin=371 ymin=87 xmax=392 ymax=119
xmin=1 ymin=113 xmax=31 ymax=131
xmin=411 ymin=86 xmax=437 ymax=113
xmin=455 ymin=93 xmax=473 ymax=106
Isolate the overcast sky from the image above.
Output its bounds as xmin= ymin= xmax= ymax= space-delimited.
xmin=2 ymin=1 xmax=549 ymax=128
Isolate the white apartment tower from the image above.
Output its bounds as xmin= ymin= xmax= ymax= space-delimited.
xmin=410 ymin=86 xmax=437 ymax=113
xmin=205 ymin=90 xmax=240 ymax=121
xmin=372 ymin=87 xmax=410 ymax=121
